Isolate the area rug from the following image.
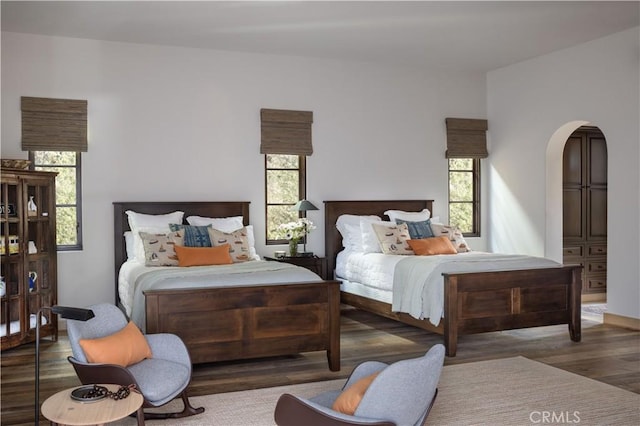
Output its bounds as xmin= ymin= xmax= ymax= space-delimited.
xmin=112 ymin=356 xmax=639 ymax=426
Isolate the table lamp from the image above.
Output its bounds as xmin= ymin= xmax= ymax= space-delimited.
xmin=35 ymin=305 xmax=94 ymax=425
xmin=292 ymin=199 xmax=318 ymax=256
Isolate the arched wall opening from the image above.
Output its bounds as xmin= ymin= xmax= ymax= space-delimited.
xmin=545 ymin=120 xmax=590 ymax=262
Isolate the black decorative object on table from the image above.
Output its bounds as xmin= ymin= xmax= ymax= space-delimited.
xmin=71 ymin=384 xmax=136 ymax=402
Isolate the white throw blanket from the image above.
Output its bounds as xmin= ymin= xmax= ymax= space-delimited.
xmin=392 ymin=252 xmax=560 ymax=326
xmin=128 ymin=260 xmax=321 ymax=331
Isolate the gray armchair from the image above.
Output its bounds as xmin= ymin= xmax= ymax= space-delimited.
xmin=274 ymin=344 xmax=445 ymax=426
xmin=66 ymin=303 xmax=204 ymax=425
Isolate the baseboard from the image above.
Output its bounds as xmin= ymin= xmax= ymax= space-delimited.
xmin=603 ymin=312 xmax=640 ymax=331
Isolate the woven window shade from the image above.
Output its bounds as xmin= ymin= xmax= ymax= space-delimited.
xmin=445 ymin=118 xmax=488 ymax=158
xmin=260 ymin=108 xmax=313 ymax=156
xmin=21 ymin=97 xmax=88 ymax=152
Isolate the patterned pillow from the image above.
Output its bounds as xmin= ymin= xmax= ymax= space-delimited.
xmin=429 ymin=223 xmax=471 ymax=253
xmin=208 ymin=227 xmax=253 ymax=263
xmin=395 ymin=219 xmax=435 ymax=239
xmin=371 ymin=222 xmax=414 ymax=255
xmin=169 ymin=223 xmax=212 ymax=247
xmin=139 ymin=231 xmax=184 ymax=266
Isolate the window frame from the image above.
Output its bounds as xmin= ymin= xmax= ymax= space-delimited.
xmin=448 ymin=158 xmax=481 ymax=237
xmin=265 ymin=154 xmax=307 ymax=245
xmin=29 ymin=151 xmax=83 ymax=251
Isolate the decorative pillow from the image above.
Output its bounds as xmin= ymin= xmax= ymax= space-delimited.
xmin=79 ymin=321 xmax=152 ymax=367
xmin=332 ymin=372 xmax=381 ymax=415
xmin=139 ymin=231 xmax=184 ymax=266
xmin=407 ymin=236 xmax=457 ymax=256
xmin=395 ymin=219 xmax=435 ymax=239
xmin=384 ymin=208 xmax=430 ymax=222
xmin=174 ymin=244 xmax=233 ymax=267
xmin=429 ymin=223 xmax=471 ymax=253
xmin=169 ymin=223 xmax=212 ymax=247
xmin=371 ymin=222 xmax=414 ymax=255
xmin=126 ymin=210 xmax=184 ymax=262
xmin=186 ymin=215 xmax=244 ymax=232
xmin=208 ymin=227 xmax=253 ymax=263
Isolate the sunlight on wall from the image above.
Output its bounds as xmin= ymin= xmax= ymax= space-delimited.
xmin=544 ymin=120 xmax=590 ymax=262
xmin=488 ymin=165 xmax=544 ymax=255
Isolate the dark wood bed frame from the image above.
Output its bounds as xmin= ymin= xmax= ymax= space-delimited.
xmin=113 ymin=201 xmax=340 ymax=371
xmin=324 ymin=200 xmax=582 ymax=357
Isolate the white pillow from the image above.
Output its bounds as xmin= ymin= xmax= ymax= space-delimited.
xmin=384 ymin=208 xmax=431 ymax=222
xmin=186 ymin=215 xmax=244 ymax=232
xmin=244 ymin=225 xmax=260 ymax=260
xmin=126 ymin=210 xmax=184 ymax=262
xmin=336 ymin=214 xmax=380 ymax=234
xmin=361 ymin=220 xmax=395 ymax=253
xmin=338 ymin=223 xmax=364 ymax=252
xmin=124 ymin=231 xmax=135 ymax=260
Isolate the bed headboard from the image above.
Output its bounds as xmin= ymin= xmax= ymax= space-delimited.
xmin=113 ymin=201 xmax=250 ymax=305
xmin=324 ymin=200 xmax=434 ymax=279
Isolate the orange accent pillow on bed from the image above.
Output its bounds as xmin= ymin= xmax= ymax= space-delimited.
xmin=79 ymin=321 xmax=152 ymax=367
xmin=174 ymin=243 xmax=233 ymax=267
xmin=332 ymin=372 xmax=380 ymax=415
xmin=407 ymin=236 xmax=457 ymax=256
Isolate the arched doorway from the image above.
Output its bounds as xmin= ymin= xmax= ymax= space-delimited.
xmin=546 ymin=121 xmax=608 ymax=303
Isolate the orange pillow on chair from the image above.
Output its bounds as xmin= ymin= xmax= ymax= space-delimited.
xmin=79 ymin=321 xmax=152 ymax=367
xmin=174 ymin=244 xmax=233 ymax=267
xmin=332 ymin=372 xmax=380 ymax=415
xmin=407 ymin=236 xmax=457 ymax=256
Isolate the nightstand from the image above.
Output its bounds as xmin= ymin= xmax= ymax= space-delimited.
xmin=265 ymin=255 xmax=328 ymax=280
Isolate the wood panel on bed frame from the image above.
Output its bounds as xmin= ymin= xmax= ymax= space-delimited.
xmin=324 ymin=200 xmax=582 ymax=357
xmin=113 ymin=201 xmax=340 ymax=371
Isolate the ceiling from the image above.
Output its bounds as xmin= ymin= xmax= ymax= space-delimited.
xmin=2 ymin=1 xmax=638 ymax=73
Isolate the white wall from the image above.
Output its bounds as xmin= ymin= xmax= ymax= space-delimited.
xmin=1 ymin=32 xmax=487 ymax=310
xmin=487 ymin=27 xmax=640 ymax=320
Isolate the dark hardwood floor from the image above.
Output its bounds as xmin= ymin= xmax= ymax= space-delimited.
xmin=2 ymin=306 xmax=639 ymax=425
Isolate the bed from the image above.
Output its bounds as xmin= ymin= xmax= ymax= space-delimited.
xmin=114 ymin=201 xmax=340 ymax=371
xmin=324 ymin=200 xmax=582 ymax=357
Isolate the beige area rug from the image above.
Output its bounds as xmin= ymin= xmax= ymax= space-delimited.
xmin=112 ymin=356 xmax=639 ymax=426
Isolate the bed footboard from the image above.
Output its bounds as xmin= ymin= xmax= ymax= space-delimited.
xmin=442 ymin=265 xmax=582 ymax=356
xmin=144 ymin=281 xmax=341 ymax=371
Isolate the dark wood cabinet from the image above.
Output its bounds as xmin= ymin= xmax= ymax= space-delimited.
xmin=264 ymin=255 xmax=328 ymax=280
xmin=1 ymin=167 xmax=58 ymax=350
xmin=562 ymin=127 xmax=607 ymax=295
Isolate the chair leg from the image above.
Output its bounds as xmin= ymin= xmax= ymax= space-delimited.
xmin=142 ymin=390 xmax=205 ymax=420
xmin=135 ymin=406 xmax=145 ymax=426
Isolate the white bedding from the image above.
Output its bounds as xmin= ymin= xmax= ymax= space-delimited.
xmin=119 ymin=259 xmax=322 ymax=331
xmin=335 ymin=250 xmax=560 ymax=326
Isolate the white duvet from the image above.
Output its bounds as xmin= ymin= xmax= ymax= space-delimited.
xmin=335 ymin=251 xmax=560 ymax=326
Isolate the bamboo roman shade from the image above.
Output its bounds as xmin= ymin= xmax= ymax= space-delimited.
xmin=21 ymin=97 xmax=88 ymax=152
xmin=445 ymin=118 xmax=488 ymax=158
xmin=260 ymin=108 xmax=313 ymax=156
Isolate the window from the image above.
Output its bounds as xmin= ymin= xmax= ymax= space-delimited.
xmin=265 ymin=154 xmax=306 ymax=243
xmin=448 ymin=158 xmax=480 ymax=236
xmin=30 ymin=151 xmax=82 ymax=250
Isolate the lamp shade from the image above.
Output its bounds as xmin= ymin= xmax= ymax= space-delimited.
xmin=292 ymin=200 xmax=318 ymax=212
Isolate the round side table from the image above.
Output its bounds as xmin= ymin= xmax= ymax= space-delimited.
xmin=41 ymin=384 xmax=143 ymax=425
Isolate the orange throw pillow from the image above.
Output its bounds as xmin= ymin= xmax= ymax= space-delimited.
xmin=174 ymin=244 xmax=233 ymax=267
xmin=407 ymin=236 xmax=458 ymax=256
xmin=79 ymin=321 xmax=152 ymax=367
xmin=332 ymin=372 xmax=380 ymax=415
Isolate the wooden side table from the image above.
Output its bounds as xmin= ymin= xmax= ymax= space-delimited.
xmin=41 ymin=384 xmax=144 ymax=425
xmin=265 ymin=255 xmax=328 ymax=280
